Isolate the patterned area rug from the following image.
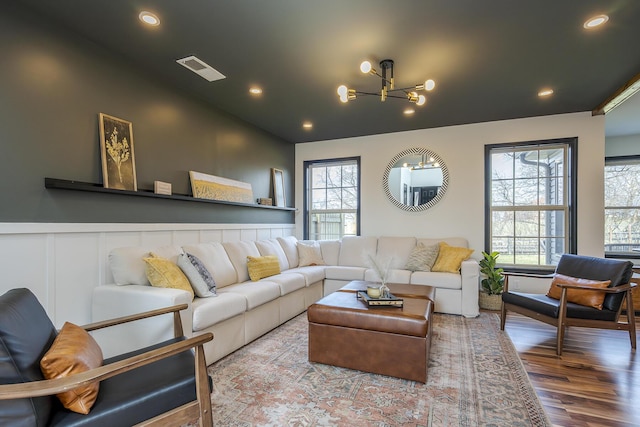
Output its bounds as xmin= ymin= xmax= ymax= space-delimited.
xmin=203 ymin=312 xmax=549 ymax=426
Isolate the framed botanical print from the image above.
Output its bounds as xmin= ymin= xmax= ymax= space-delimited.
xmin=272 ymin=168 xmax=286 ymax=207
xmin=99 ymin=113 xmax=137 ymax=191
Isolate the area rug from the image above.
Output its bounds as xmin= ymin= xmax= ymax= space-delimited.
xmin=204 ymin=312 xmax=550 ymax=426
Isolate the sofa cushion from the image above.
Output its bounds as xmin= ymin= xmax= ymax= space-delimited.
xmin=410 ymin=271 xmax=462 ymax=290
xmin=0 ymin=289 xmax=57 ymax=427
xmin=364 ymin=268 xmax=411 ymax=284
xmin=431 ymin=242 xmax=474 ymax=273
xmin=143 ymin=254 xmax=194 ymax=299
xmin=297 ymin=241 xmax=325 ymax=266
xmin=546 ymin=274 xmax=611 ymax=310
xmin=182 ymin=242 xmax=238 ymax=288
xmin=177 ymin=253 xmax=217 ymax=297
xmin=377 ymin=236 xmax=417 ymax=269
xmin=405 ymin=243 xmax=440 ymax=272
xmin=40 ymin=322 xmax=103 ymax=414
xmin=265 ymin=272 xmax=307 ymax=295
xmin=218 ymin=280 xmax=281 ymax=310
xmin=277 ymin=236 xmax=299 ymax=268
xmin=256 ymin=239 xmax=290 ymax=271
xmin=418 ymin=237 xmax=469 ymax=249
xmin=283 ymin=265 xmax=326 ymax=285
xmin=338 ymin=236 xmax=378 ymax=267
xmin=223 ymin=241 xmax=261 ymax=283
xmin=325 ymin=266 xmax=367 ymax=281
xmin=191 ymin=292 xmax=247 ymax=331
xmin=247 ymin=255 xmax=281 ymax=281
xmin=319 ymin=240 xmax=341 ymax=265
xmin=109 ymin=245 xmax=183 ymax=286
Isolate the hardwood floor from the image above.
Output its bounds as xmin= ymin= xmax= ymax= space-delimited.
xmin=501 ymin=311 xmax=640 ymax=427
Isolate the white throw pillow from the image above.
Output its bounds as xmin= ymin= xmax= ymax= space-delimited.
xmin=297 ymin=241 xmax=325 ymax=267
xmin=177 ymin=253 xmax=217 ymax=298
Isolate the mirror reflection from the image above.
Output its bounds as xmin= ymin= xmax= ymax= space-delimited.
xmin=383 ymin=148 xmax=449 ymax=212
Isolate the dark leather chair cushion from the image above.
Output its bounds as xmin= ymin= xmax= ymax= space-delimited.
xmin=502 ymin=291 xmax=618 ymax=321
xmin=49 ymin=337 xmax=199 ymax=427
xmin=555 ymin=254 xmax=633 ymax=311
xmin=0 ymin=288 xmax=57 ymax=427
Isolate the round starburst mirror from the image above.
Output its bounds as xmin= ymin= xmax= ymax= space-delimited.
xmin=383 ymin=147 xmax=449 ymax=212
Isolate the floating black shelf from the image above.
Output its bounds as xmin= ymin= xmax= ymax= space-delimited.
xmin=44 ymin=178 xmax=296 ymax=211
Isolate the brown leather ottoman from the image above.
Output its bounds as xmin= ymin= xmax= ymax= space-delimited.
xmin=307 ymin=285 xmax=433 ymax=383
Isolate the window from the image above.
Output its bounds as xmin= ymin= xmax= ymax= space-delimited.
xmin=485 ymin=138 xmax=576 ymax=268
xmin=604 ymin=155 xmax=640 ymax=258
xmin=304 ymin=157 xmax=360 ymax=240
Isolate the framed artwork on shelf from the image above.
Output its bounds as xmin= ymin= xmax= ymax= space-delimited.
xmin=189 ymin=171 xmax=254 ymax=204
xmin=99 ymin=113 xmax=137 ymax=191
xmin=272 ymin=168 xmax=286 ymax=207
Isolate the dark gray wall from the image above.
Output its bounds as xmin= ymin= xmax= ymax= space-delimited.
xmin=0 ymin=4 xmax=294 ymax=223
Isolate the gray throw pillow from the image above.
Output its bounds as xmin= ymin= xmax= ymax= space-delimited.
xmin=405 ymin=243 xmax=440 ymax=272
xmin=177 ymin=253 xmax=217 ymax=297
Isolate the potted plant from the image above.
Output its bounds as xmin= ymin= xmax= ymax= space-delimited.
xmin=478 ymin=251 xmax=505 ymax=310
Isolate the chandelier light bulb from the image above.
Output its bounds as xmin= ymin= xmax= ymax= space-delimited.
xmin=425 ymin=79 xmax=435 ymax=91
xmin=339 ymin=94 xmax=349 ymax=103
xmin=416 ymin=95 xmax=426 ymax=106
xmin=337 ymin=85 xmax=348 ymax=97
xmin=360 ymin=61 xmax=372 ymax=74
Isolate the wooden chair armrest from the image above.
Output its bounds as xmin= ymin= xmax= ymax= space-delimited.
xmin=503 ymin=271 xmax=555 ymax=279
xmin=82 ymin=303 xmax=188 ymax=333
xmin=0 ymin=332 xmax=212 ymax=400
xmin=556 ymin=282 xmax=636 ymax=293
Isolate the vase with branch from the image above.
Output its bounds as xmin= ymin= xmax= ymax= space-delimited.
xmin=367 ymin=254 xmax=393 ymax=298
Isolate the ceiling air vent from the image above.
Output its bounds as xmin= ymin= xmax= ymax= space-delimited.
xmin=176 ymin=56 xmax=225 ymax=82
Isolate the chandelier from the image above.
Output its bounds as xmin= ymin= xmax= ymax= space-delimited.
xmin=337 ymin=59 xmax=435 ymax=107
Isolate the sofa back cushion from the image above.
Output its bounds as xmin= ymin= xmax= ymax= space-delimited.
xmin=223 ymin=241 xmax=261 ymax=283
xmin=319 ymin=240 xmax=341 ymax=265
xmin=417 ymin=237 xmax=469 ymax=249
xmin=376 ymin=237 xmax=417 ymax=269
xmin=277 ymin=236 xmax=299 ymax=268
xmin=109 ymin=245 xmax=183 ymax=286
xmin=0 ymin=288 xmax=57 ymax=426
xmin=182 ymin=243 xmax=238 ymax=288
xmin=338 ymin=236 xmax=378 ymax=267
xmin=256 ymin=239 xmax=290 ymax=271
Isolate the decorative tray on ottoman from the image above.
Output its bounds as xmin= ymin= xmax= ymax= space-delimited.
xmin=357 ymin=291 xmax=404 ymax=307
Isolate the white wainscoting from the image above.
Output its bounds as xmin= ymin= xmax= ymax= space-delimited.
xmin=0 ymin=223 xmax=295 ymax=327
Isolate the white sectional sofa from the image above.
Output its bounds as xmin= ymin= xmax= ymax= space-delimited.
xmin=92 ymin=236 xmax=479 ymax=364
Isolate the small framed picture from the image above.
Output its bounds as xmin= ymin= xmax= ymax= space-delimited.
xmin=271 ymin=168 xmax=286 ymax=207
xmin=99 ymin=113 xmax=137 ymax=191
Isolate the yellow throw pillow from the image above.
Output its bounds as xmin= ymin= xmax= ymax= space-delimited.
xmin=546 ymin=273 xmax=611 ymax=310
xmin=431 ymin=242 xmax=474 ymax=273
xmin=247 ymin=255 xmax=281 ymax=281
xmin=143 ymin=253 xmax=194 ymax=299
xmin=40 ymin=322 xmax=103 ymax=414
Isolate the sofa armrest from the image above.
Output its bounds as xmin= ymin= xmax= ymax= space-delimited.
xmin=92 ymin=285 xmax=193 ymax=358
xmin=460 ymin=259 xmax=480 ymax=318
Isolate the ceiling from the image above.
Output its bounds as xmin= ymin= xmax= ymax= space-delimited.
xmin=17 ymin=0 xmax=640 ymax=143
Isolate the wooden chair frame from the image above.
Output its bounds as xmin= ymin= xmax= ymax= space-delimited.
xmin=500 ymin=272 xmax=637 ymax=356
xmin=0 ymin=303 xmax=213 ymax=426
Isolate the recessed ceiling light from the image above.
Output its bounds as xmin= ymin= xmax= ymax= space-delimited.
xmin=302 ymin=122 xmax=313 ymax=129
xmin=538 ymin=88 xmax=554 ymax=97
xmin=139 ymin=11 xmax=160 ymax=26
xmin=404 ymin=108 xmax=415 ymax=115
xmin=249 ymin=87 xmax=263 ymax=95
xmin=584 ymin=14 xmax=609 ymax=29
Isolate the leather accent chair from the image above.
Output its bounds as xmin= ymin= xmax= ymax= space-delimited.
xmin=0 ymin=288 xmax=213 ymax=426
xmin=500 ymin=254 xmax=636 ymax=356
